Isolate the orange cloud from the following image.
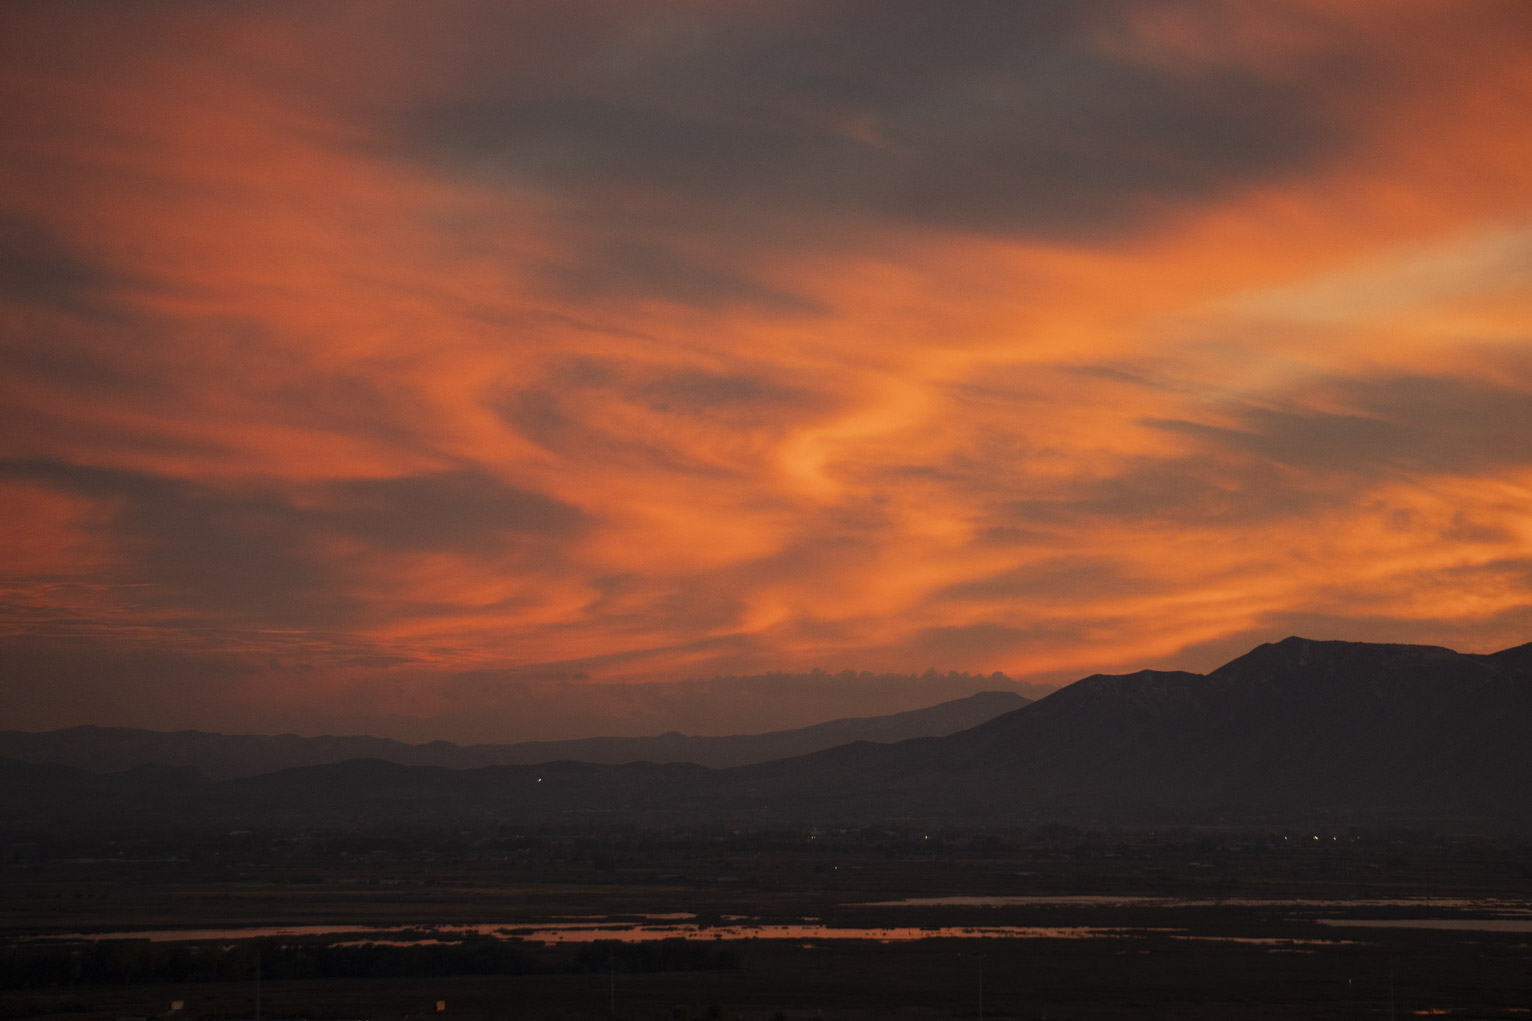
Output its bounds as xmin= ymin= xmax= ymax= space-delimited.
xmin=1 ymin=1 xmax=1530 ymax=739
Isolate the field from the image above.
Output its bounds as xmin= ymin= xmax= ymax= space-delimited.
xmin=3 ymin=825 xmax=1530 ymax=1020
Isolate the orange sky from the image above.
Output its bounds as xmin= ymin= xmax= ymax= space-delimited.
xmin=2 ymin=1 xmax=1531 ymax=740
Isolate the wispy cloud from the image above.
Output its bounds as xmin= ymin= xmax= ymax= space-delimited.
xmin=1 ymin=0 xmax=1530 ymax=738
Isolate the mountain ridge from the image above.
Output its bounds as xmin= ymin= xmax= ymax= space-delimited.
xmin=753 ymin=635 xmax=1532 ymax=823
xmin=3 ymin=637 xmax=1527 ymax=832
xmin=0 ymin=689 xmax=1031 ymax=779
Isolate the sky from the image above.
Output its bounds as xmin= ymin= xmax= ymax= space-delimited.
xmin=2 ymin=1 xmax=1531 ymax=742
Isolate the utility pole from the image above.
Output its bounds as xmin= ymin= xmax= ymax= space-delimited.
xmin=609 ymin=953 xmax=615 ymax=1017
xmin=255 ymin=951 xmax=261 ymax=1021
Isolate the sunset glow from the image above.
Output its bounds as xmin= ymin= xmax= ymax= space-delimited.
xmin=3 ymin=1 xmax=1531 ymax=740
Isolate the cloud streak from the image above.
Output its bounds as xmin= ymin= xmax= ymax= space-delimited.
xmin=1 ymin=0 xmax=1530 ymax=738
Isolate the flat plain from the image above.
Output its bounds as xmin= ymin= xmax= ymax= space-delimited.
xmin=3 ymin=825 xmax=1531 ymax=1020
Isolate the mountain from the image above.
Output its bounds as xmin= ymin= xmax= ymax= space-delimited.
xmin=3 ymin=638 xmax=1528 ymax=832
xmin=0 ymin=690 xmax=1030 ymax=779
xmin=475 ymin=689 xmax=1029 ymax=769
xmin=731 ymin=636 xmax=1532 ymax=826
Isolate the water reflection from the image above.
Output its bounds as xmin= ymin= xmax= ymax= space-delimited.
xmin=862 ymin=896 xmax=1532 ymax=911
xmin=38 ymin=920 xmax=1175 ymax=945
xmin=35 ymin=896 xmax=1530 ymax=946
xmin=1314 ymin=918 xmax=1532 ymax=933
xmin=503 ymin=923 xmax=1160 ymax=944
xmin=30 ymin=918 xmax=1385 ymax=949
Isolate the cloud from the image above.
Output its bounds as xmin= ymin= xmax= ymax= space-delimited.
xmin=536 ymin=238 xmax=826 ymax=314
xmin=0 ymin=460 xmax=334 ymax=626
xmin=2 ymin=1 xmax=1531 ymax=740
xmin=637 ymin=367 xmax=819 ymax=416
xmin=322 ymin=471 xmax=586 ymax=552
xmin=0 ymin=213 xmax=127 ymax=318
xmin=1149 ymin=372 xmax=1532 ymax=480
xmin=904 ymin=620 xmax=1094 ymax=664
xmin=399 ymin=0 xmax=1351 ymax=253
xmin=1001 ymin=455 xmax=1329 ymax=528
xmin=1162 ymin=597 xmax=1532 ymax=680
xmin=936 ymin=557 xmax=1156 ymax=605
xmin=493 ymin=355 xmax=833 ymax=474
xmin=0 ymin=460 xmax=586 ymax=629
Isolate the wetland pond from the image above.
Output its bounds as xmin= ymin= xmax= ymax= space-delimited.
xmin=31 ymin=895 xmax=1532 ymax=946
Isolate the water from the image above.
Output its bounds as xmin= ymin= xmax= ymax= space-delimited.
xmin=34 ymin=920 xmax=1172 ymax=945
xmin=861 ymin=896 xmax=1532 ymax=911
xmin=1315 ymin=918 xmax=1532 ymax=933
xmin=26 ymin=917 xmax=1379 ymax=947
xmin=31 ymin=896 xmax=1532 ymax=945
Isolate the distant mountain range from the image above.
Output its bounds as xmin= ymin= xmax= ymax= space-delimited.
xmin=3 ymin=638 xmax=1529 ymax=831
xmin=0 ymin=689 xmax=1030 ymax=778
xmin=736 ymin=635 xmax=1532 ymax=827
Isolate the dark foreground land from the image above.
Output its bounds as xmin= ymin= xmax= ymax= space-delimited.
xmin=3 ymin=824 xmax=1532 ymax=1020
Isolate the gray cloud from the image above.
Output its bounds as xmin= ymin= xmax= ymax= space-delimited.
xmin=536 ymin=238 xmax=825 ymax=314
xmin=1003 ymin=455 xmax=1326 ymax=528
xmin=1149 ymin=372 xmax=1532 ymax=479
xmin=990 ymin=371 xmax=1532 ymax=532
xmin=636 ymin=366 xmax=820 ymax=417
xmin=0 ymin=460 xmax=586 ymax=627
xmin=936 ymin=556 xmax=1154 ymax=604
xmin=0 ymin=213 xmax=125 ymax=318
xmin=1 ymin=460 xmax=335 ymax=625
xmin=323 ymin=471 xmax=584 ymax=552
xmin=495 ymin=356 xmax=829 ymax=468
xmin=500 ymin=387 xmax=736 ymax=475
xmin=396 ymin=0 xmax=1356 ymax=280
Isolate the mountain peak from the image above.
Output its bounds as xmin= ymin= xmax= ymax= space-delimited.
xmin=1047 ymin=669 xmax=1207 ymax=718
xmin=1208 ymin=635 xmax=1461 ymax=684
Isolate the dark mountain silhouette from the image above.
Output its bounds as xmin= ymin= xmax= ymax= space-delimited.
xmin=0 ymin=690 xmax=1029 ymax=779
xmin=3 ymin=638 xmax=1528 ymax=831
xmin=729 ymin=636 xmax=1532 ymax=826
